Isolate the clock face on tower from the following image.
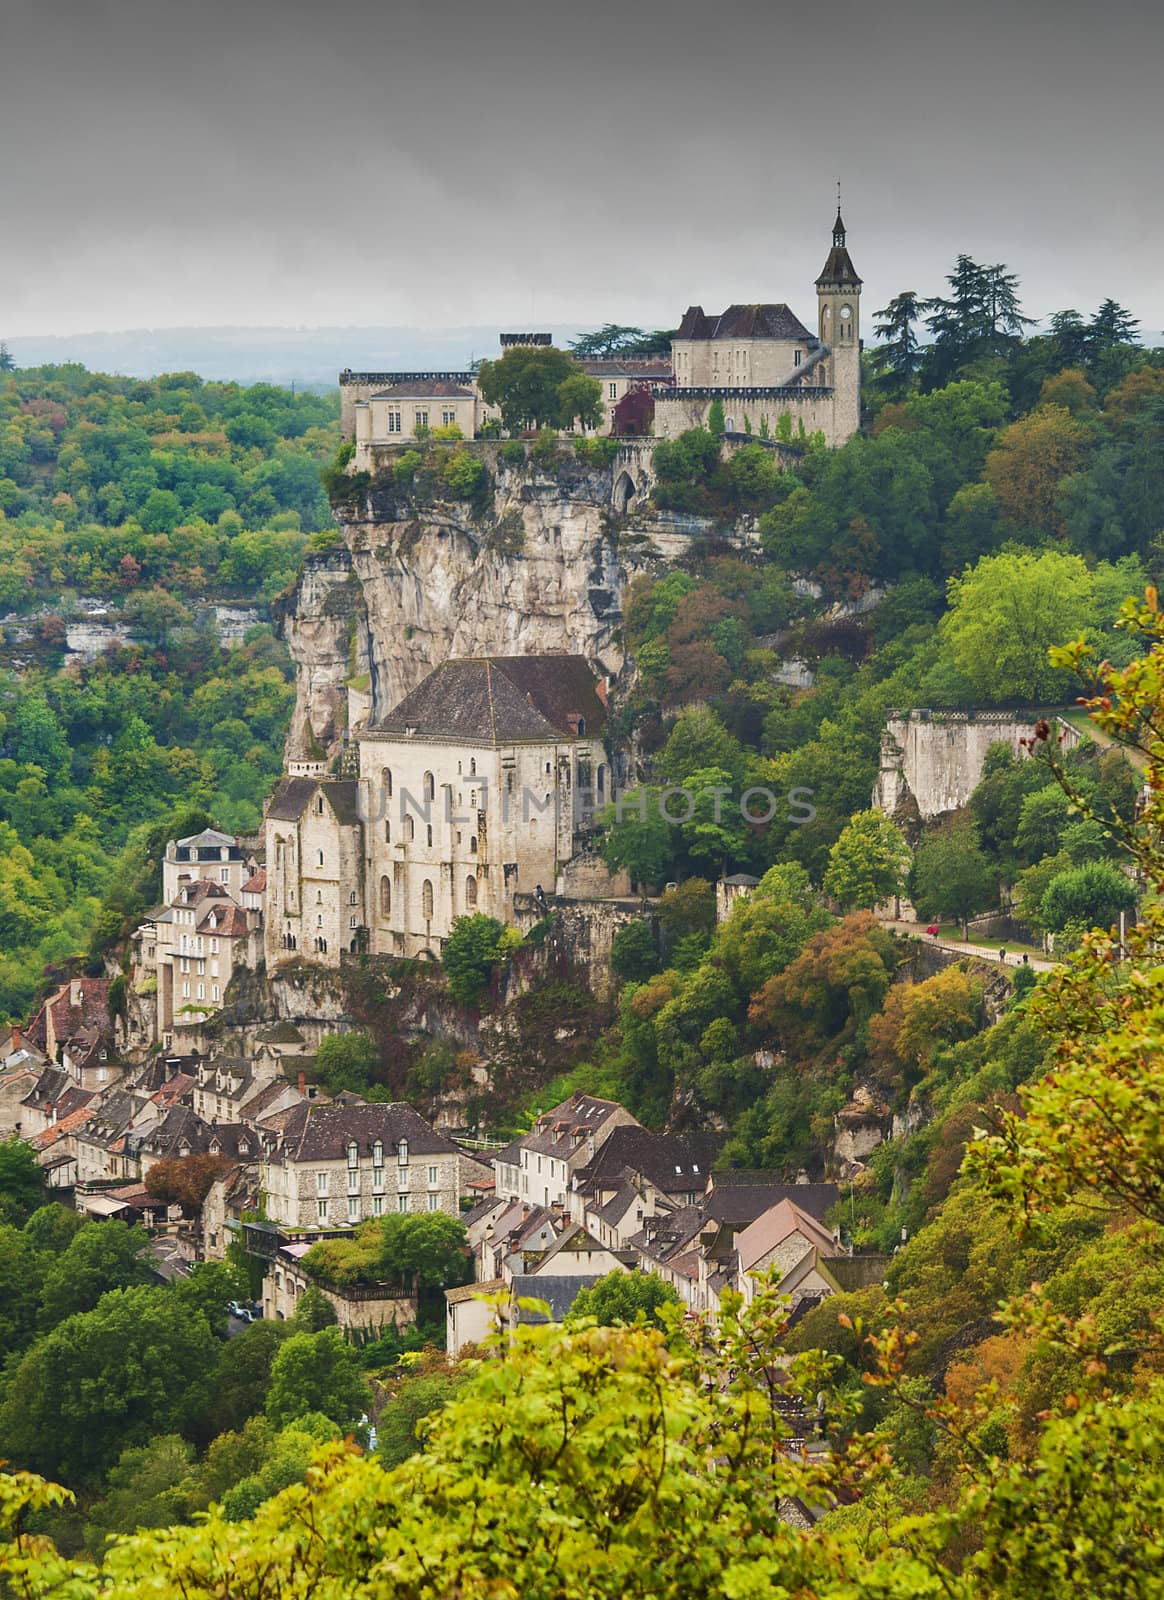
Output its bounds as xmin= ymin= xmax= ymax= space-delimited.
xmin=840 ymin=305 xmax=852 ymax=321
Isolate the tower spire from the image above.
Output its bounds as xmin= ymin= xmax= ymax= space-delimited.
xmin=833 ymin=183 xmax=846 ymax=247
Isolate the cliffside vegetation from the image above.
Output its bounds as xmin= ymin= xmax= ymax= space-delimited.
xmin=0 ymin=367 xmax=336 ymax=1018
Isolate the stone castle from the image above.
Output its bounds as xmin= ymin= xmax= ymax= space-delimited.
xmin=344 ymin=209 xmax=862 ymax=458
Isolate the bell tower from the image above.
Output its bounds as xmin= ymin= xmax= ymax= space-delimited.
xmin=815 ymin=194 xmax=862 ymax=444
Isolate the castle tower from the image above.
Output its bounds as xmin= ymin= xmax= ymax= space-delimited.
xmin=815 ymin=203 xmax=862 ymax=445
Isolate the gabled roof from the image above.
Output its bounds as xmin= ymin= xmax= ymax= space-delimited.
xmin=734 ymin=1199 xmax=837 ymax=1275
xmin=705 ymin=1176 xmax=839 ymax=1225
xmin=520 ymin=1093 xmax=631 ymax=1161
xmin=575 ymin=1126 xmax=722 ymax=1197
xmin=676 ymin=304 xmax=813 ymax=342
xmin=198 ymin=902 xmax=250 ymax=938
xmin=445 ymin=1277 xmax=506 ymax=1305
xmin=242 ymin=868 xmax=267 ymax=894
xmin=369 ymin=656 xmax=607 ymax=745
xmin=269 ymin=1101 xmax=461 ymax=1162
xmin=265 ymin=778 xmax=361 ymax=826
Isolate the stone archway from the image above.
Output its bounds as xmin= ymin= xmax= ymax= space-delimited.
xmin=612 ymin=470 xmax=635 ymax=513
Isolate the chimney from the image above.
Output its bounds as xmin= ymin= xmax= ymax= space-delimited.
xmin=297 ymin=1071 xmax=306 ymax=1095
xmin=70 ymin=979 xmax=83 ymax=1008
xmin=11 ymin=1026 xmax=21 ymax=1052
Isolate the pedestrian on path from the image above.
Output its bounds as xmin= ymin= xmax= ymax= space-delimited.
xmin=999 ymin=947 xmax=1007 ymax=964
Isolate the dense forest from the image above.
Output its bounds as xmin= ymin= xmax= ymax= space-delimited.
xmin=0 ymin=368 xmax=340 ymax=1017
xmin=2 ymin=255 xmax=1164 ymax=1591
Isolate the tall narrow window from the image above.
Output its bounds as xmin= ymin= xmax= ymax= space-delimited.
xmin=465 ymin=874 xmax=477 ymax=908
xmin=422 ymin=880 xmax=434 ymax=919
xmin=380 ymin=875 xmax=391 ymax=917
xmin=423 ymin=772 xmax=435 ymax=801
xmin=398 ymin=1138 xmax=409 ymax=1167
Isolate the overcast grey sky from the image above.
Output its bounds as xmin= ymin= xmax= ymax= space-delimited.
xmin=1 ymin=0 xmax=1160 ymax=339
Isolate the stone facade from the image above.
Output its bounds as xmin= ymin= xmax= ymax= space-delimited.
xmin=356 ymin=655 xmax=609 ymax=957
xmin=655 ymin=211 xmax=861 ymax=449
xmin=264 ymin=778 xmax=366 ymax=967
xmin=873 ymin=709 xmax=1082 ymax=821
xmin=259 ymin=1101 xmax=466 ymax=1231
xmin=265 ymin=1243 xmax=418 ymax=1328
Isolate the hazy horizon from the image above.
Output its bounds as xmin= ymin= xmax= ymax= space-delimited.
xmin=2 ymin=0 xmax=1161 ymax=346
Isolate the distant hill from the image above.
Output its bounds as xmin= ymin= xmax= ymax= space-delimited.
xmin=1 ymin=325 xmax=591 ymax=390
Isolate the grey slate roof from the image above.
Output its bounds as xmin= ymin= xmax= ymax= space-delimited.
xmin=265 ymin=778 xmax=361 ymax=826
xmin=575 ymin=1126 xmax=723 ymax=1197
xmin=370 ymin=656 xmax=607 ymax=744
xmin=676 ymin=303 xmax=813 ymax=342
xmin=704 ymin=1180 xmax=839 ymax=1227
xmin=270 ymin=1101 xmax=461 ymax=1162
xmin=510 ymin=1274 xmax=604 ymax=1324
xmin=371 ymin=379 xmax=474 ymax=399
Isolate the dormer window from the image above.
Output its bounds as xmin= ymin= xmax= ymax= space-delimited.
xmin=398 ymin=1138 xmax=409 ymax=1167
xmin=373 ymin=1140 xmax=384 ymax=1168
xmin=348 ymin=1141 xmax=359 ymax=1169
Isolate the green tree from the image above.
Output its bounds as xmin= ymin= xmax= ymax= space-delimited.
xmin=707 ymin=397 xmax=726 ymax=437
xmin=0 ymin=1136 xmax=46 ymax=1225
xmin=910 ymin=813 xmax=997 ymax=935
xmin=0 ymin=1223 xmax=45 ymax=1361
xmin=0 ymin=343 xmax=15 ymax=372
xmin=869 ymin=290 xmax=923 ymax=396
xmin=265 ymin=1328 xmax=371 ymax=1431
xmin=314 ymin=1030 xmax=379 ymax=1095
xmin=610 ymin=920 xmax=660 ymax=984
xmin=293 ymin=1286 xmax=339 ymax=1331
xmin=567 ymin=1268 xmax=681 ymax=1327
xmin=84 ymin=1436 xmax=198 ymax=1547
xmin=941 ymin=549 xmax=1097 ymax=701
xmin=202 ymin=1321 xmax=289 ymax=1438
xmin=441 ymin=913 xmax=506 ymax=1006
xmin=0 ymin=1285 xmax=219 ymax=1485
xmin=600 ymin=788 xmax=676 ymax=889
xmin=476 ymin=346 xmax=601 ymax=433
xmin=37 ymin=1219 xmax=155 ymax=1329
xmin=1040 ymin=859 xmax=1136 ymax=934
xmin=376 ymin=1362 xmax=468 ymax=1468
xmin=22 ymin=1202 xmax=86 ymax=1255
xmin=822 ymin=809 xmax=910 ymax=912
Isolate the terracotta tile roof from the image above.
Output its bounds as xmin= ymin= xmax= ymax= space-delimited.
xmin=31 ymin=1105 xmax=95 ymax=1147
xmin=242 ymin=868 xmax=267 ymax=893
xmin=676 ymin=303 xmax=812 ymax=342
xmin=198 ymin=902 xmax=250 ymax=938
xmin=369 ymin=656 xmax=607 ymax=744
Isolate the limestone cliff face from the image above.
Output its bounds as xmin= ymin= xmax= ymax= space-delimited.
xmin=280 ymin=447 xmax=713 ymax=762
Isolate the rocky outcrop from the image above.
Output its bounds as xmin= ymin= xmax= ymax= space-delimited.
xmin=280 ymin=451 xmax=733 ymax=763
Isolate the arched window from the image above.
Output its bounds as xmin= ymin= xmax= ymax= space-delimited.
xmin=469 ymin=758 xmax=476 ymax=777
xmin=317 ymin=850 xmax=324 ymax=867
xmin=469 ymin=835 xmax=478 ymax=854
xmin=381 ymin=767 xmax=393 ymax=797
xmin=422 ymin=879 xmax=434 ymax=919
xmin=576 ymin=716 xmax=585 ymax=736
xmin=403 ymin=815 xmax=415 ymax=842
xmin=348 ymin=1141 xmax=358 ymax=1168
xmin=465 ymin=874 xmax=477 ymax=908
xmin=426 ymin=824 xmax=433 ymax=847
xmin=423 ymin=771 xmax=435 ymax=801
xmin=316 ymin=795 xmax=324 ymax=814
xmin=372 ymin=1140 xmax=383 ymax=1167
xmin=398 ymin=1138 xmax=409 ymax=1166
xmin=380 ymin=875 xmax=391 ymax=918
xmin=349 ymin=890 xmax=358 ymax=905
xmin=316 ymin=890 xmax=323 ymax=904
xmin=384 ymin=820 xmax=391 ymax=842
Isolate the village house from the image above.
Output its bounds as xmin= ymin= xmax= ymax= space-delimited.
xmin=264 ymin=1236 xmax=420 ymax=1327
xmin=259 ymin=1101 xmax=472 ymax=1231
xmin=492 ymin=1092 xmax=640 ymax=1211
xmin=356 ymin=656 xmax=611 ymax=958
xmin=191 ymin=1055 xmax=300 ymax=1127
xmin=27 ymin=977 xmax=121 ymax=1090
xmin=572 ymin=1125 xmax=725 ymax=1248
xmin=162 ymin=827 xmax=253 ymax=903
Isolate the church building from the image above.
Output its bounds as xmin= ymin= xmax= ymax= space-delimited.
xmin=357 ymin=655 xmax=609 ymax=959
